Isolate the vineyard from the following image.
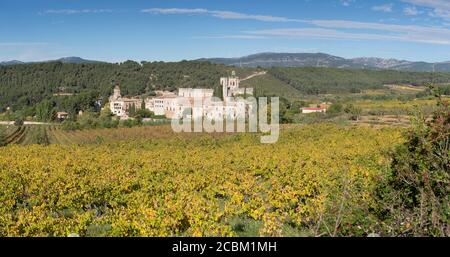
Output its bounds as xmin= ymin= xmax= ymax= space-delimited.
xmin=0 ymin=124 xmax=404 ymax=236
xmin=1 ymin=125 xmax=221 ymax=146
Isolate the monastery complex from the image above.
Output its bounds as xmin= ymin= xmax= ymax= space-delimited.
xmin=109 ymin=71 xmax=254 ymax=120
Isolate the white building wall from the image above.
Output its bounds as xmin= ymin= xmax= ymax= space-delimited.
xmin=178 ymin=88 xmax=214 ymax=98
xmin=302 ymin=109 xmax=326 ymax=114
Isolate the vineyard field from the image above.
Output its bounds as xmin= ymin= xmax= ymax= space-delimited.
xmin=0 ymin=124 xmax=404 ymax=236
xmin=1 ymin=125 xmax=262 ymax=145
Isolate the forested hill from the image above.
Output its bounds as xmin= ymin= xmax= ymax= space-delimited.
xmin=1 ymin=60 xmax=450 ymax=114
xmin=0 ymin=60 xmax=251 ymax=112
xmin=267 ymin=67 xmax=450 ymax=94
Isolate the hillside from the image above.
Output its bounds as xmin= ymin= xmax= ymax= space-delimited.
xmin=202 ymin=52 xmax=450 ymax=72
xmin=1 ymin=60 xmax=449 ymax=115
xmin=243 ymin=66 xmax=450 ymax=96
xmin=267 ymin=67 xmax=450 ymax=94
xmin=240 ymin=73 xmax=303 ymax=100
xmin=0 ymin=60 xmax=256 ymax=112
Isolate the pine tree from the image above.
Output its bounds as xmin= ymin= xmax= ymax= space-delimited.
xmin=129 ymin=104 xmax=136 ymax=117
xmin=36 ymin=100 xmax=55 ymax=122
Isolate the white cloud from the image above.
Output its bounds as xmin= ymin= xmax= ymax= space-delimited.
xmin=141 ymin=8 xmax=300 ymax=22
xmin=141 ymin=8 xmax=208 ymax=15
xmin=142 ymin=7 xmax=450 ymax=45
xmin=340 ymin=0 xmax=355 ymax=7
xmin=43 ymin=9 xmax=113 ymax=14
xmin=246 ymin=28 xmax=402 ymax=41
xmin=403 ymin=6 xmax=422 ymax=16
xmin=401 ymin=0 xmax=450 ymax=19
xmin=195 ymin=35 xmax=266 ymax=39
xmin=245 ymin=19 xmax=450 ymax=45
xmin=372 ymin=4 xmax=394 ymax=12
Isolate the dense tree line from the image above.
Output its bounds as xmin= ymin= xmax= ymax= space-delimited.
xmin=1 ymin=61 xmax=449 ymax=121
xmin=438 ymin=84 xmax=450 ymax=95
xmin=269 ymin=67 xmax=450 ymax=95
xmin=0 ymin=60 xmax=236 ymax=114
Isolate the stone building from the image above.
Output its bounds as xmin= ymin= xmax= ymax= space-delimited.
xmin=109 ymin=86 xmax=142 ymax=118
xmin=109 ymin=71 xmax=252 ymax=120
xmin=220 ymin=71 xmax=253 ymax=99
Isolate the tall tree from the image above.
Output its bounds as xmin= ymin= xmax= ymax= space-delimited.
xmin=36 ymin=100 xmax=55 ymax=122
xmin=128 ymin=104 xmax=136 ymax=117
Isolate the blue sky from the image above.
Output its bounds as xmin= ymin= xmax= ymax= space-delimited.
xmin=2 ymin=0 xmax=450 ymax=62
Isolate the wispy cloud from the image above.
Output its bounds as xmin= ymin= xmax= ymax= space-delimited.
xmin=42 ymin=9 xmax=113 ymax=15
xmin=401 ymin=0 xmax=450 ymax=19
xmin=245 ymin=28 xmax=404 ymax=41
xmin=372 ymin=4 xmax=394 ymax=13
xmin=244 ymin=19 xmax=450 ymax=45
xmin=141 ymin=8 xmax=301 ymax=22
xmin=195 ymin=35 xmax=266 ymax=39
xmin=142 ymin=7 xmax=450 ymax=45
xmin=404 ymin=6 xmax=422 ymax=16
xmin=142 ymin=8 xmax=208 ymax=15
xmin=340 ymin=0 xmax=355 ymax=7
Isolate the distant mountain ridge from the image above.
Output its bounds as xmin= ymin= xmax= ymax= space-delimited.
xmin=0 ymin=60 xmax=25 ymax=65
xmin=0 ymin=57 xmax=101 ymax=66
xmin=55 ymin=57 xmax=100 ymax=64
xmin=200 ymin=52 xmax=450 ymax=72
xmin=2 ymin=53 xmax=450 ymax=72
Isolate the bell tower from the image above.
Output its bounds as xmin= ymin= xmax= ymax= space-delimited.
xmin=220 ymin=71 xmax=240 ymax=101
xmin=113 ymin=85 xmax=121 ymax=100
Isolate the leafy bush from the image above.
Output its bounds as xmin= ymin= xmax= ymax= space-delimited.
xmin=327 ymin=103 xmax=343 ymax=114
xmin=344 ymin=104 xmax=363 ymax=121
xmin=377 ymin=94 xmax=449 ymax=236
xmin=61 ymin=110 xmax=122 ymax=131
xmin=61 ymin=121 xmax=81 ymax=131
xmin=135 ymin=109 xmax=154 ymax=119
xmin=120 ymin=119 xmax=140 ymax=128
xmin=14 ymin=118 xmax=24 ymax=127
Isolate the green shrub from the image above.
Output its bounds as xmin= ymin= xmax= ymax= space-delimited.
xmin=344 ymin=104 xmax=362 ymax=121
xmin=327 ymin=103 xmax=343 ymax=114
xmin=377 ymin=94 xmax=449 ymax=236
xmin=14 ymin=118 xmax=24 ymax=127
xmin=61 ymin=121 xmax=81 ymax=131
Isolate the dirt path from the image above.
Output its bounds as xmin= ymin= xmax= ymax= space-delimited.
xmin=240 ymin=71 xmax=267 ymax=82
